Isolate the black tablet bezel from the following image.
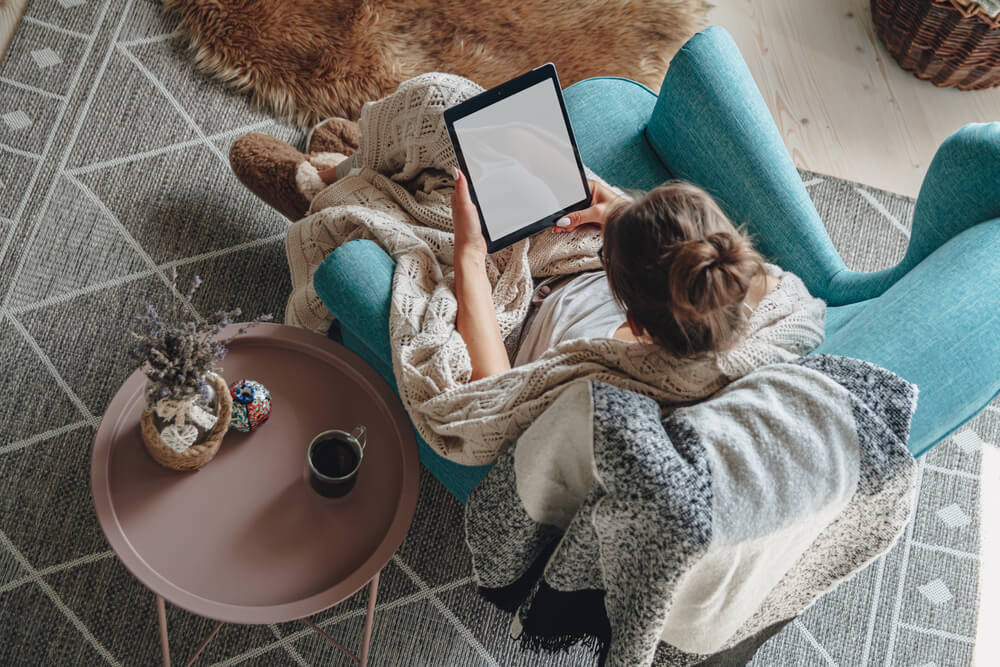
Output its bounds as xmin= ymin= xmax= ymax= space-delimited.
xmin=444 ymin=63 xmax=592 ymax=254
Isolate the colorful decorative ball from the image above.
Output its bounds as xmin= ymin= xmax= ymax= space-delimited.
xmin=228 ymin=379 xmax=271 ymax=432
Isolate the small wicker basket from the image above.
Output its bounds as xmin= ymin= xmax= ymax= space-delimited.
xmin=873 ymin=0 xmax=1000 ymax=89
xmin=140 ymin=373 xmax=233 ymax=471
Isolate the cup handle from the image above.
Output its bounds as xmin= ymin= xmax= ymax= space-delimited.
xmin=351 ymin=425 xmax=367 ymax=450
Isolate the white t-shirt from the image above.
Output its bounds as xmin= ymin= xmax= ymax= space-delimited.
xmin=514 ymin=271 xmax=626 ymax=366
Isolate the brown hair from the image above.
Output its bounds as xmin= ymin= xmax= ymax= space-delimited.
xmin=603 ymin=181 xmax=764 ymax=357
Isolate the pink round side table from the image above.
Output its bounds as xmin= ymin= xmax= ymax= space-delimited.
xmin=91 ymin=324 xmax=420 ymax=666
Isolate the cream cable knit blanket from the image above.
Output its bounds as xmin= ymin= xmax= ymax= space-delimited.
xmin=285 ymin=73 xmax=827 ymax=466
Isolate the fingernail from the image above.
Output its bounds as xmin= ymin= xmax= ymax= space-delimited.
xmin=452 ymin=167 xmax=460 ymax=180
xmin=556 ymin=217 xmax=570 ymax=227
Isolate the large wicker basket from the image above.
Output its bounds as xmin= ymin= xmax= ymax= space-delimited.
xmin=873 ymin=0 xmax=1000 ymax=89
xmin=140 ymin=373 xmax=233 ymax=471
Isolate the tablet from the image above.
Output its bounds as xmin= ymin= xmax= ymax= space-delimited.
xmin=444 ymin=63 xmax=591 ymax=253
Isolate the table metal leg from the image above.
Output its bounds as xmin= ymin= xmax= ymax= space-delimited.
xmin=156 ymin=595 xmax=171 ymax=667
xmin=301 ymin=618 xmax=359 ymax=663
xmin=360 ymin=572 xmax=379 ymax=667
xmin=155 ymin=580 xmax=379 ymax=667
xmin=184 ymin=621 xmax=224 ymax=667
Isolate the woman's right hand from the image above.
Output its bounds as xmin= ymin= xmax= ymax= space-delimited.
xmin=553 ymin=180 xmax=627 ymax=233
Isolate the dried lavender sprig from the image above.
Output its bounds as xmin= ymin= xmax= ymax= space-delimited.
xmin=130 ymin=274 xmax=270 ymax=406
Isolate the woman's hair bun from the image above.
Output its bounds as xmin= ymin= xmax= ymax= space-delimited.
xmin=666 ymin=231 xmax=760 ymax=319
xmin=602 ymin=180 xmax=765 ymax=357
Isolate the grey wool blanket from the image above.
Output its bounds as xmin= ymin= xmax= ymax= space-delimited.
xmin=464 ymin=355 xmax=919 ymax=666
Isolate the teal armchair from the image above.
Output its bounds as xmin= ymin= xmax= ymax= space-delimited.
xmin=314 ymin=26 xmax=1000 ymax=502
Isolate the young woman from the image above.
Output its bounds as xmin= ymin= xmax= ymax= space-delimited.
xmin=231 ymin=101 xmax=824 ymax=394
xmin=450 ymin=169 xmax=824 ymax=381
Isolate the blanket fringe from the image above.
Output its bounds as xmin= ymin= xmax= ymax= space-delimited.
xmin=517 ymin=629 xmax=606 ymax=659
xmin=478 ymin=580 xmax=612 ymax=665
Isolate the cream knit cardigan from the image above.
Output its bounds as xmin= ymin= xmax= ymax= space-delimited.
xmin=285 ymin=74 xmax=827 ymax=466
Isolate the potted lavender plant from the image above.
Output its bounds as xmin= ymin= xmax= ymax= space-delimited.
xmin=130 ymin=271 xmax=271 ymax=471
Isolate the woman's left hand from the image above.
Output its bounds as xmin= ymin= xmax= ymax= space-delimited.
xmin=451 ymin=168 xmax=487 ymax=260
xmin=553 ymin=180 xmax=626 ymax=233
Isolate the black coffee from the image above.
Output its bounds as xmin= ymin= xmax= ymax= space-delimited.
xmin=310 ymin=436 xmax=359 ymax=478
xmin=307 ymin=433 xmax=363 ymax=499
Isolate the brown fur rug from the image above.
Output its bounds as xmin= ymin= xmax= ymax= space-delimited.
xmin=162 ymin=0 xmax=710 ymax=127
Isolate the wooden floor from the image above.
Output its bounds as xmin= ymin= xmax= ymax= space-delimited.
xmin=0 ymin=0 xmax=27 ymax=61
xmin=710 ymin=0 xmax=1000 ymax=197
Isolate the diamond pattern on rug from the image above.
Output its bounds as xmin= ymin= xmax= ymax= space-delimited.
xmin=936 ymin=503 xmax=972 ymax=529
xmin=75 ymin=143 xmax=287 ymax=263
xmin=2 ymin=109 xmax=33 ymax=131
xmin=912 ymin=466 xmax=981 ymax=553
xmin=967 ymin=408 xmax=1000 ymax=446
xmin=31 ymin=0 xmax=106 ymax=35
xmin=0 ymin=87 xmax=60 ymax=156
xmin=0 ymin=577 xmax=110 ymax=665
xmin=64 ymin=48 xmax=200 ymax=169
xmin=1 ymin=21 xmax=87 ymax=96
xmin=900 ymin=547 xmax=978 ymax=637
xmin=0 ymin=317 xmax=85 ymax=446
xmin=0 ymin=426 xmax=107 ymax=584
xmin=5 ymin=174 xmax=150 ymax=311
xmin=0 ymin=150 xmax=39 ymax=219
xmin=952 ymin=430 xmax=985 ymax=455
xmin=924 ymin=427 xmax=984 ymax=476
xmin=30 ymin=47 xmax=63 ymax=69
xmin=918 ymin=579 xmax=954 ymax=606
xmin=16 ymin=275 xmax=165 ymax=416
xmin=128 ymin=38 xmax=275 ymax=136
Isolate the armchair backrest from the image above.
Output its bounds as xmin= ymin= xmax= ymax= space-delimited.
xmin=645 ymin=26 xmax=852 ymax=304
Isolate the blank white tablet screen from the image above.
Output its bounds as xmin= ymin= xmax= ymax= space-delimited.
xmin=453 ymin=80 xmax=587 ymax=240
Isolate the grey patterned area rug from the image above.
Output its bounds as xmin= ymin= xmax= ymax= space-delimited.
xmin=0 ymin=1 xmax=988 ymax=665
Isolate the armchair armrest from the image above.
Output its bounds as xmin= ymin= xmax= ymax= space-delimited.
xmin=312 ymin=239 xmax=494 ymax=500
xmin=830 ymin=122 xmax=1000 ymax=301
xmin=817 ymin=217 xmax=1000 ymax=456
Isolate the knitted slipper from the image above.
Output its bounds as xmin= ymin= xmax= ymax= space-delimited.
xmin=229 ymin=133 xmax=348 ymax=221
xmin=306 ymin=117 xmax=361 ymax=156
